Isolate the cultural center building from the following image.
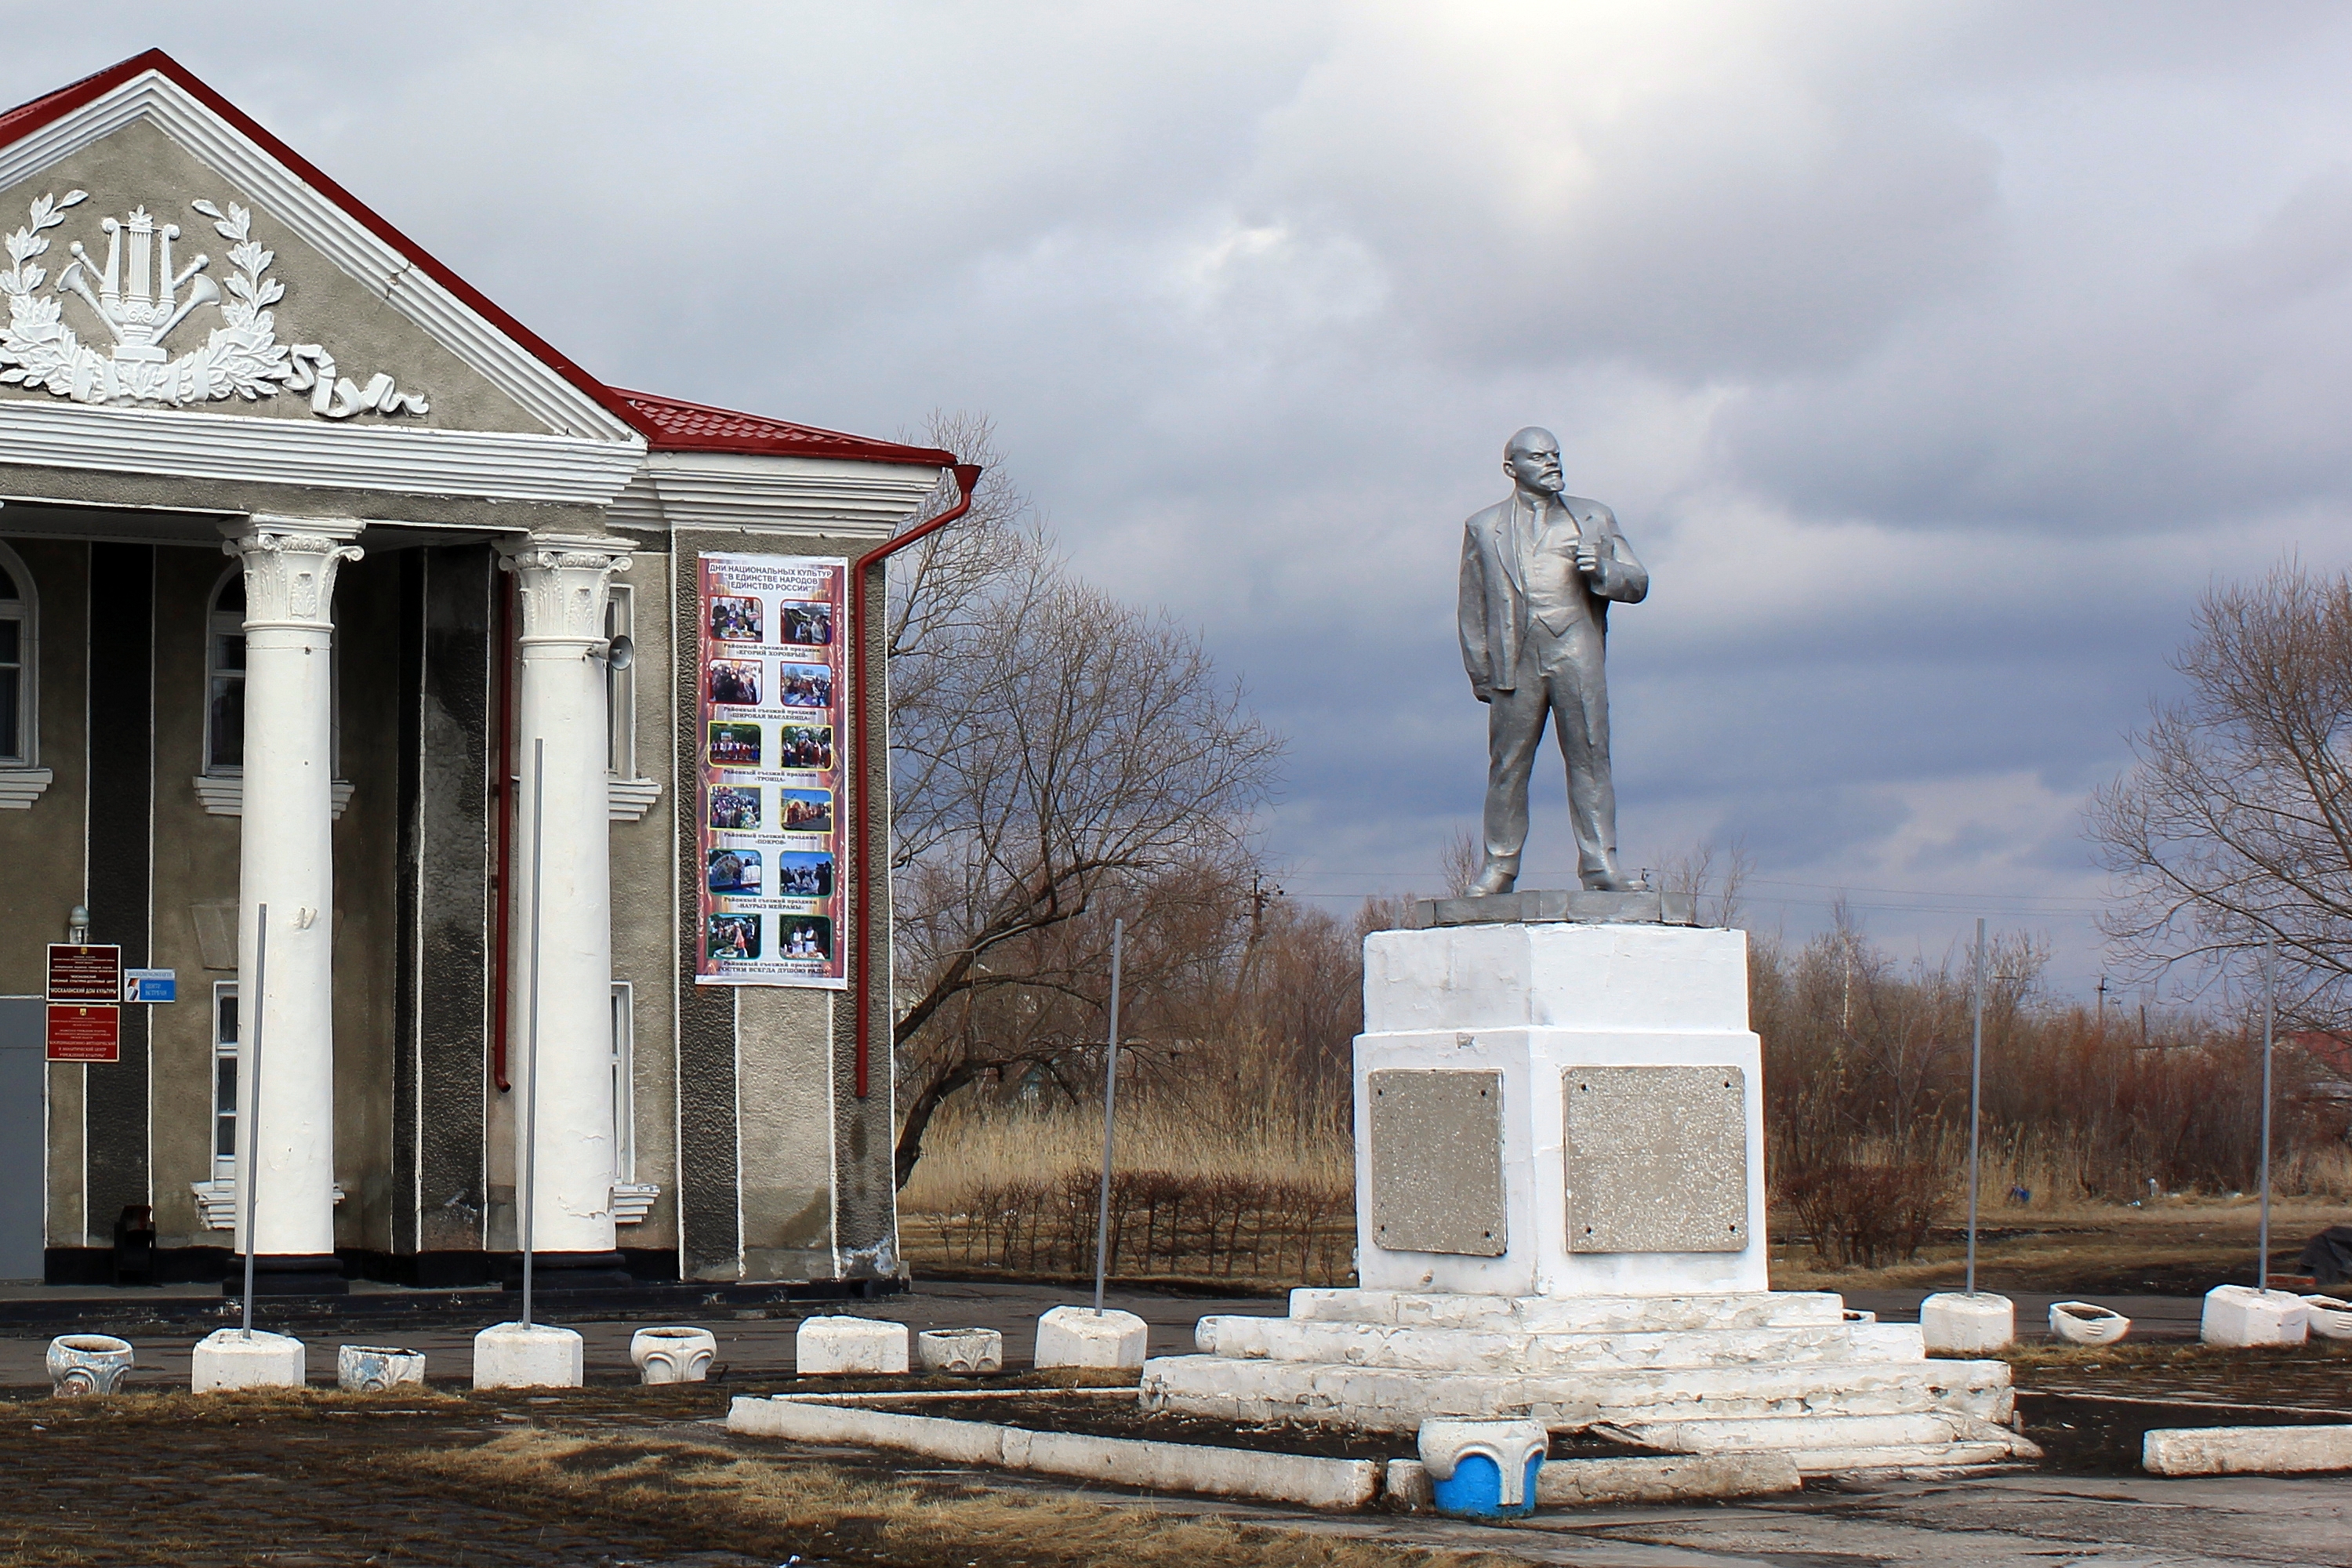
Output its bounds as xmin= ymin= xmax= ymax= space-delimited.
xmin=0 ymin=52 xmax=971 ymax=1291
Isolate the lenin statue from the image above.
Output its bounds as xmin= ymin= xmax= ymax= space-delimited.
xmin=1457 ymin=426 xmax=1648 ymax=895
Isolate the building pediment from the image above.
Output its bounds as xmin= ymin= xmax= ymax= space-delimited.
xmin=0 ymin=53 xmax=647 ymax=507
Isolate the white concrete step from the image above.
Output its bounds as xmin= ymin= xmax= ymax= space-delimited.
xmin=1287 ymin=1288 xmax=1847 ymax=1334
xmin=1195 ymin=1315 xmax=1925 ymax=1374
xmin=1141 ymin=1352 xmax=2014 ymax=1434
xmin=1611 ymin=1410 xmax=2030 ymax=1456
xmin=1780 ymin=1440 xmax=2024 ymax=1475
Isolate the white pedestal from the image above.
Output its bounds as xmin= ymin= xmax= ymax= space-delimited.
xmin=192 ymin=1328 xmax=307 ymax=1392
xmin=1356 ymin=923 xmax=1766 ymax=1297
xmin=796 ymin=1316 xmax=910 ymax=1374
xmin=1035 ymin=1306 xmax=1149 ymax=1370
xmin=2200 ymin=1285 xmax=2309 ymax=1347
xmin=1920 ymin=1292 xmax=2014 ymax=1353
xmin=472 ymin=1323 xmax=585 ymax=1388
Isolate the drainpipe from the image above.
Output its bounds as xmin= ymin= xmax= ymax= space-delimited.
xmin=848 ymin=463 xmax=982 ymax=1100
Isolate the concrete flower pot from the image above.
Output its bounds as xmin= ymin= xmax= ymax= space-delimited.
xmin=2049 ymin=1301 xmax=2131 ymax=1346
xmin=1417 ymin=1418 xmax=1547 ymax=1519
xmin=630 ymin=1326 xmax=717 ymax=1384
xmin=2301 ymin=1295 xmax=2352 ymax=1341
xmin=46 ymin=1334 xmax=133 ymax=1396
xmin=917 ymin=1327 xmax=1004 ymax=1374
xmin=337 ymin=1345 xmax=426 ymax=1392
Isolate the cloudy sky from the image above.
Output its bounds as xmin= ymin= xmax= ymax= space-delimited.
xmin=13 ymin=3 xmax=2352 ymax=996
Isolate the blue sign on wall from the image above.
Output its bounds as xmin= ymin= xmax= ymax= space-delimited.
xmin=124 ymin=969 xmax=176 ymax=1003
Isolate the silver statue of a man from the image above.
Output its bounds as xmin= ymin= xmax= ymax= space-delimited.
xmin=1458 ymin=426 xmax=1649 ymax=895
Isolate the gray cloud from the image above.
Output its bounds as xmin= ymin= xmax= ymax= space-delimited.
xmin=8 ymin=2 xmax=2350 ymax=993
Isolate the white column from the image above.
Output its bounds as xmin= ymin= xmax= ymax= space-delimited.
xmin=220 ymin=517 xmax=363 ymax=1263
xmin=499 ymin=535 xmax=632 ymax=1258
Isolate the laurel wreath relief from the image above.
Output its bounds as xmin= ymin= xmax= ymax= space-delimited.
xmin=0 ymin=190 xmax=429 ymax=418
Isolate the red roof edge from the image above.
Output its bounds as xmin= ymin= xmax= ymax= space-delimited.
xmin=0 ymin=49 xmax=644 ymax=436
xmin=613 ymin=389 xmax=958 ymax=468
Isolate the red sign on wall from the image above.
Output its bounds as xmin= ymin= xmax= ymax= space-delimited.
xmin=45 ymin=1004 xmax=120 ymax=1062
xmin=45 ymin=944 xmax=121 ymax=1002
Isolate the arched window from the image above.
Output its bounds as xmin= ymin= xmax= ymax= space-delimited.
xmin=204 ymin=568 xmax=245 ymax=775
xmin=0 ymin=541 xmax=36 ymax=771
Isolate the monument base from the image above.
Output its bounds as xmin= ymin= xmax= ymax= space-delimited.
xmin=1161 ymin=918 xmax=2038 ymax=1475
xmin=1142 ymin=1289 xmax=2039 ymax=1476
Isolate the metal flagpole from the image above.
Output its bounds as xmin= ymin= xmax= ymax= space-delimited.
xmin=1092 ymin=919 xmax=1126 ymax=1316
xmin=241 ymin=905 xmax=267 ymax=1337
xmin=521 ymin=739 xmax=546 ymax=1330
xmin=1966 ymin=917 xmax=1985 ymax=1298
xmin=2259 ymin=941 xmax=2276 ymax=1293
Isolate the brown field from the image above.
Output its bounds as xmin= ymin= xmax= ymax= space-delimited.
xmin=902 ymin=1102 xmax=2352 ymax=1297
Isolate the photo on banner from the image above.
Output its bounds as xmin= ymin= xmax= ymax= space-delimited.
xmin=694 ymin=553 xmax=849 ymax=989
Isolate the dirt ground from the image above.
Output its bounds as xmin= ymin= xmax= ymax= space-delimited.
xmin=1768 ymin=1195 xmax=2350 ymax=1295
xmin=2 ymin=1340 xmax=2349 ymax=1568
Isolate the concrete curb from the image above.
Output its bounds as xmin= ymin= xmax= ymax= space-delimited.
xmin=2143 ymin=1424 xmax=2352 ymax=1476
xmin=728 ymin=1396 xmax=1381 ymax=1509
xmin=1385 ymin=1451 xmax=1802 ymax=1508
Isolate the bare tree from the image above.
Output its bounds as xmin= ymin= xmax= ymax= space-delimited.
xmin=1439 ymin=826 xmax=1482 ymax=898
xmin=884 ymin=418 xmax=1285 ymax=1186
xmin=2090 ymin=562 xmax=2352 ymax=1026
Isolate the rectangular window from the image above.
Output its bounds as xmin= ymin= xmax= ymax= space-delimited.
xmin=205 ymin=621 xmax=245 ymax=774
xmin=611 ymin=982 xmax=634 ymax=1183
xmin=605 ymin=585 xmax=636 ymax=778
xmin=212 ymin=983 xmax=239 ymax=1183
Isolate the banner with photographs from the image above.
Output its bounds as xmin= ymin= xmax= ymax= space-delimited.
xmin=695 ymin=553 xmax=848 ymax=989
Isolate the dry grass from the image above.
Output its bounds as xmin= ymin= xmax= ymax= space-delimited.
xmin=401 ymin=1429 xmax=1533 ymax=1568
xmin=1996 ymin=1337 xmax=2352 ymax=1374
xmin=900 ymin=1097 xmax=1352 ymax=1213
xmin=1768 ymin=1193 xmax=2350 ymax=1293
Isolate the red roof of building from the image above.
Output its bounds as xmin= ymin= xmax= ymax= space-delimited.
xmin=0 ymin=51 xmax=956 ymax=472
xmin=614 ymin=390 xmax=956 ymax=466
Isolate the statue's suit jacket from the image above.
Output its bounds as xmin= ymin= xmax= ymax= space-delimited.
xmin=1458 ymin=493 xmax=1648 ymax=699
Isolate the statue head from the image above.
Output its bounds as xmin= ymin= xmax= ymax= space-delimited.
xmin=1504 ymin=426 xmax=1564 ymax=498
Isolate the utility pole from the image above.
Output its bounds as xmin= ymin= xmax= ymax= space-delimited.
xmin=1967 ymin=918 xmax=1986 ymax=1298
xmin=2259 ymin=942 xmax=2276 ymax=1294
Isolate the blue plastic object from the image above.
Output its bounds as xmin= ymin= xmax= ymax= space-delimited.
xmin=1428 ymin=1451 xmax=1544 ymax=1519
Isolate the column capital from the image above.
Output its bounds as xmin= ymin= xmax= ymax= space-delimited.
xmin=219 ymin=516 xmax=366 ymax=630
xmin=497 ymin=532 xmax=633 ymax=646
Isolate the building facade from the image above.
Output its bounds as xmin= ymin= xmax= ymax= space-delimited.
xmin=0 ymin=52 xmax=964 ymax=1290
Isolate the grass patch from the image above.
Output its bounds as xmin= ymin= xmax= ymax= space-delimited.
xmin=400 ymin=1429 xmax=1532 ymax=1568
xmin=1998 ymin=1338 xmax=2352 ymax=1375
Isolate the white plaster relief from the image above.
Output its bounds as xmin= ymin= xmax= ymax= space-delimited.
xmin=0 ymin=191 xmax=428 ymax=418
xmin=503 ymin=546 xmax=632 ymax=643
xmin=223 ymin=525 xmax=363 ymax=629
